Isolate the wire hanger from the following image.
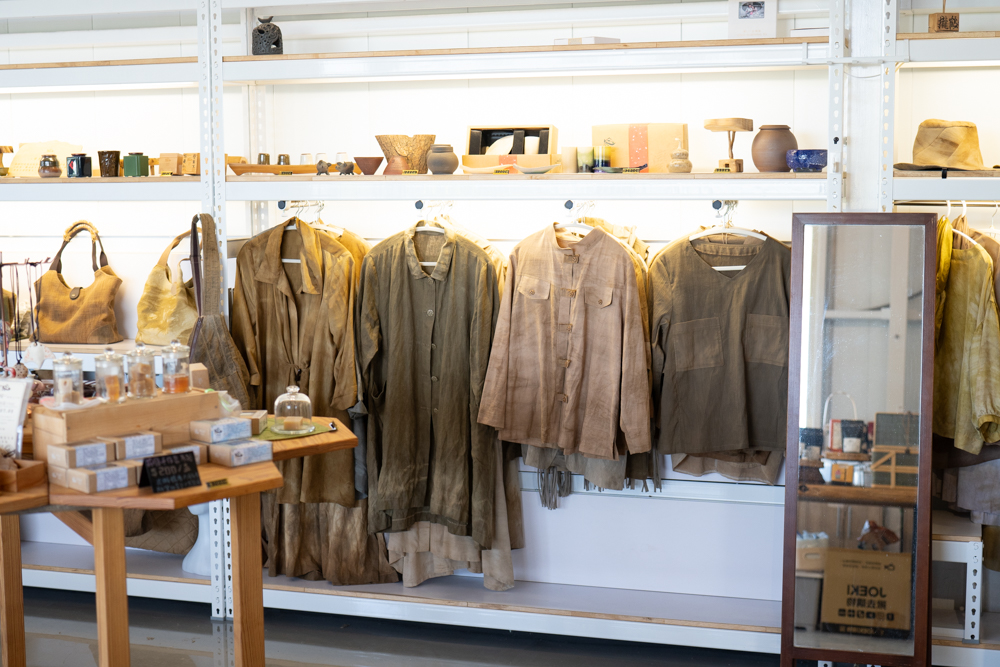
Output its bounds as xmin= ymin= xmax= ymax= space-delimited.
xmin=280 ymin=217 xmax=302 ymax=264
xmin=950 ymin=200 xmax=981 ymax=248
xmin=987 ymin=202 xmax=1000 ymax=238
xmin=688 ymin=200 xmax=765 ymax=272
xmin=413 ymin=201 xmax=447 ymax=268
xmin=555 ymin=200 xmax=596 ymax=234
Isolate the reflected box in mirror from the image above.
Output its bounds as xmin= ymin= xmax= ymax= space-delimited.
xmin=820 ymin=548 xmax=912 ymax=637
xmin=799 ymin=427 xmax=822 ymax=460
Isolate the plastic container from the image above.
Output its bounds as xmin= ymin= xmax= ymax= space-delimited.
xmin=272 ymin=385 xmax=315 ymax=435
xmin=95 ymin=347 xmax=126 ymax=404
xmin=52 ymin=352 xmax=83 ymax=405
xmin=126 ymin=341 xmax=157 ymax=399
xmin=161 ymin=339 xmax=190 ymax=394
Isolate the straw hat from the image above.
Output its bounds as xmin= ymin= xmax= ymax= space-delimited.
xmin=894 ymin=119 xmax=988 ymax=171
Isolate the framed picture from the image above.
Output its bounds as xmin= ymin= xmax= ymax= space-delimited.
xmin=728 ymin=0 xmax=777 ymax=39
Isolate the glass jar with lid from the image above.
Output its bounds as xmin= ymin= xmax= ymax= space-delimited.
xmin=126 ymin=341 xmax=157 ymax=399
xmin=161 ymin=339 xmax=190 ymax=394
xmin=52 ymin=352 xmax=83 ymax=405
xmin=273 ymin=385 xmax=315 ymax=434
xmin=95 ymin=347 xmax=126 ymax=404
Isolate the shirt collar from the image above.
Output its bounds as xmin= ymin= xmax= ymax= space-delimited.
xmin=405 ymin=221 xmax=457 ymax=281
xmin=256 ymin=218 xmax=323 ymax=295
xmin=546 ymin=222 xmax=607 ymax=254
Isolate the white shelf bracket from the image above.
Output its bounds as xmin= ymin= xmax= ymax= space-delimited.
xmin=827 ymin=0 xmax=846 ymax=213
xmin=209 ymin=499 xmax=229 ymax=620
xmin=964 ymin=541 xmax=983 ymax=644
xmin=881 ymin=0 xmax=899 ymax=212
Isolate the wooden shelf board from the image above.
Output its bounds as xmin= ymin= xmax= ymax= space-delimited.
xmin=20 ymin=540 xmax=209 ymax=586
xmin=223 ymin=37 xmax=829 ymax=64
xmin=932 ymin=510 xmax=983 ymax=543
xmin=0 ymin=57 xmax=197 ymax=72
xmin=894 ymin=169 xmax=1000 ymax=178
xmin=0 ymin=485 xmax=48 ymax=515
xmin=0 ymin=176 xmax=200 ymax=184
xmin=898 ymin=31 xmax=1000 ymax=40
xmin=822 ymin=451 xmax=871 ymax=461
xmin=267 ymin=419 xmax=357 ymax=461
xmin=227 ymin=172 xmax=826 ymax=183
xmin=48 ymin=461 xmax=283 ymax=510
xmin=261 ymin=574 xmax=782 ymax=635
xmin=798 ymin=483 xmax=916 ymax=507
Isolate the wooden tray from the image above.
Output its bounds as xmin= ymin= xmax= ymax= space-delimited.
xmin=228 ymin=163 xmax=317 ymax=176
xmin=0 ymin=459 xmax=45 ymax=493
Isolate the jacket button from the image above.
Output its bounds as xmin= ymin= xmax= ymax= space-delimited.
xmin=427 ymin=309 xmax=434 ymax=317
xmin=431 ymin=376 xmax=439 ymax=382
xmin=598 ymin=299 xmax=603 ymax=305
xmin=529 ymin=290 xmax=535 ymax=295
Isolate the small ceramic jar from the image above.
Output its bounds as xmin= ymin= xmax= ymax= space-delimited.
xmin=426 ymin=144 xmax=459 ymax=175
xmin=95 ymin=347 xmax=126 ymax=404
xmin=668 ymin=139 xmax=692 ymax=174
xmin=66 ymin=153 xmax=92 ymax=178
xmin=751 ymin=125 xmax=798 ymax=172
xmin=52 ymin=352 xmax=83 ymax=405
xmin=38 ymin=155 xmax=61 ymax=178
xmin=123 ymin=152 xmax=149 ymax=177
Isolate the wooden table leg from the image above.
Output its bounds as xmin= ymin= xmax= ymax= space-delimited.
xmin=230 ymin=492 xmax=265 ymax=667
xmin=0 ymin=515 xmax=25 ymax=667
xmin=93 ymin=508 xmax=129 ymax=667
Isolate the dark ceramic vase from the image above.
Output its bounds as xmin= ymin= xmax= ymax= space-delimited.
xmin=751 ymin=125 xmax=798 ymax=172
xmin=38 ymin=155 xmax=61 ymax=178
xmin=426 ymin=144 xmax=459 ymax=175
xmin=98 ymin=150 xmax=120 ymax=177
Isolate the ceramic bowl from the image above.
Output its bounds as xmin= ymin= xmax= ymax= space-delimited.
xmin=354 ymin=156 xmax=384 ymax=175
xmin=786 ymin=149 xmax=828 ymax=173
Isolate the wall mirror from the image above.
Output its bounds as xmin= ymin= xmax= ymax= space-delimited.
xmin=780 ymin=213 xmax=936 ymax=666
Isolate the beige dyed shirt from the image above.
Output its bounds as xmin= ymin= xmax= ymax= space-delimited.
xmin=478 ymin=224 xmax=651 ymax=460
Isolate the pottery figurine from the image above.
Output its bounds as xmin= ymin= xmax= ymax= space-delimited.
xmin=316 ymin=161 xmax=331 ymax=175
xmin=376 ymin=135 xmax=436 ymax=174
xmin=335 ymin=161 xmax=355 ymax=175
xmin=38 ymin=154 xmax=61 ymax=178
xmin=426 ymin=144 xmax=459 ymax=175
xmin=751 ymin=125 xmax=798 ymax=172
xmin=354 ymin=156 xmax=384 ymax=175
xmin=98 ymin=150 xmax=120 ymax=177
xmin=668 ymin=138 xmax=692 ymax=174
xmin=384 ymin=156 xmax=410 ymax=175
xmin=252 ymin=17 xmax=283 ymax=55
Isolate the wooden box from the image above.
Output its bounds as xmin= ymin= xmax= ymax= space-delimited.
xmin=0 ymin=459 xmax=46 ymax=492
xmin=182 ymin=153 xmax=200 ymax=175
xmin=466 ymin=125 xmax=559 ymax=157
xmin=158 ymin=153 xmax=182 ymax=175
xmin=31 ymin=391 xmax=224 ymax=463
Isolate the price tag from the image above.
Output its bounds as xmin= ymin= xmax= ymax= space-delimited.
xmin=402 ymin=170 xmax=419 ymax=175
xmin=160 ymin=171 xmax=174 ymax=176
xmin=139 ymin=452 xmax=201 ymax=493
xmin=280 ymin=171 xmax=293 ymax=175
xmin=623 ymin=167 xmax=641 ymax=174
xmin=493 ymin=168 xmax=511 ymax=174
xmin=714 ymin=167 xmax=732 ymax=173
xmin=207 ymin=478 xmax=230 ymax=489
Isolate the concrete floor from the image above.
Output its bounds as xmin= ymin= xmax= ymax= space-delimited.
xmin=22 ymin=588 xmax=781 ymax=666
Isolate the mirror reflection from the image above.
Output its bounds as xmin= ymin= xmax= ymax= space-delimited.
xmin=793 ymin=224 xmax=924 ymax=656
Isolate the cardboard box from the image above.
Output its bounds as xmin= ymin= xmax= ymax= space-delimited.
xmin=164 ymin=443 xmax=208 ymax=465
xmin=98 ymin=431 xmax=162 ymax=460
xmin=53 ymin=464 xmax=132 ymax=494
xmin=796 ymin=547 xmax=827 ymax=572
xmin=820 ymin=548 xmax=912 ymax=637
xmin=190 ymin=417 xmax=252 ymax=444
xmin=240 ymin=410 xmax=268 ymax=436
xmin=209 ymin=440 xmax=273 ymax=467
xmin=591 ymin=123 xmax=688 ymax=173
xmin=47 ymin=440 xmax=115 ymax=469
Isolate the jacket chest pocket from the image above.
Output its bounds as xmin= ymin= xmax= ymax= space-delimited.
xmin=672 ymin=318 xmax=723 ymax=372
xmin=744 ymin=313 xmax=789 ymax=366
xmin=517 ymin=276 xmax=550 ymax=300
xmin=584 ymin=284 xmax=613 ymax=308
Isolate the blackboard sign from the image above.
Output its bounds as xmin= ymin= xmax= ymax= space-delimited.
xmin=139 ymin=452 xmax=201 ymax=493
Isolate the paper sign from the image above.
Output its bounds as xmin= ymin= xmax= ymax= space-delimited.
xmin=139 ymin=452 xmax=201 ymax=493
xmin=728 ymin=0 xmax=777 ymax=39
xmin=0 ymin=379 xmax=32 ymax=453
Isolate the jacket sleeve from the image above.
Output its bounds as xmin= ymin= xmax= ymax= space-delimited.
xmin=230 ymin=248 xmax=262 ymax=409
xmin=619 ymin=257 xmax=652 ymax=454
xmin=477 ymin=252 xmax=517 ymax=429
xmin=327 ymin=253 xmax=358 ymax=412
xmin=972 ymin=267 xmax=1000 ymax=447
xmin=648 ymin=251 xmax=671 ymax=430
xmin=469 ymin=258 xmax=500 ymax=550
xmin=357 ymin=258 xmax=389 ymax=533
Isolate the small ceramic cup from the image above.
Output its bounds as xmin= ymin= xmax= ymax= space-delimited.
xmin=257 ymin=153 xmax=271 ymax=165
xmin=98 ymin=150 xmax=120 ymax=177
xmin=594 ymin=146 xmax=614 ymax=169
xmin=300 ymin=153 xmax=313 ymax=165
xmin=315 ymin=153 xmax=327 ymax=164
xmin=561 ymin=147 xmax=578 ymax=174
xmin=577 ymin=147 xmax=595 ymax=173
xmin=277 ymin=154 xmax=290 ymax=166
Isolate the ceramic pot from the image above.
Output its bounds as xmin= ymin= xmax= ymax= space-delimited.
xmin=426 ymin=144 xmax=459 ymax=175
xmin=354 ymin=156 xmax=384 ymax=175
xmin=66 ymin=153 xmax=92 ymax=178
xmin=786 ymin=149 xmax=828 ymax=173
xmin=123 ymin=152 xmax=149 ymax=177
xmin=376 ymin=135 xmax=436 ymax=174
xmin=751 ymin=125 xmax=798 ymax=172
xmin=98 ymin=151 xmax=120 ymax=177
xmin=384 ymin=156 xmax=410 ymax=175
xmin=38 ymin=155 xmax=61 ymax=178
xmin=668 ymin=139 xmax=692 ymax=174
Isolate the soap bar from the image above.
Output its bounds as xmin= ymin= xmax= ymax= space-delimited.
xmin=164 ymin=443 xmax=208 ymax=465
xmin=47 ymin=440 xmax=116 ymax=469
xmin=282 ymin=416 xmax=303 ymax=431
xmin=209 ymin=440 xmax=273 ymax=467
xmin=110 ymin=459 xmax=143 ymax=486
xmin=240 ymin=410 xmax=268 ymax=435
xmin=62 ymin=464 xmax=132 ymax=494
xmin=190 ymin=363 xmax=210 ymax=389
xmin=189 ymin=417 xmax=252 ymax=443
xmin=98 ymin=431 xmax=163 ymax=460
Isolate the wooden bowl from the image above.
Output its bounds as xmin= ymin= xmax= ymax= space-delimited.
xmin=354 ymin=156 xmax=384 ymax=175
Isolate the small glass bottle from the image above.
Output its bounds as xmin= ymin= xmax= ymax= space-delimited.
xmin=52 ymin=352 xmax=83 ymax=405
xmin=95 ymin=347 xmax=126 ymax=404
xmin=161 ymin=339 xmax=191 ymax=394
xmin=126 ymin=341 xmax=157 ymax=399
xmin=273 ymin=385 xmax=315 ymax=434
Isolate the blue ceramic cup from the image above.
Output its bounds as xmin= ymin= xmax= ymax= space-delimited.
xmin=786 ymin=149 xmax=828 ymax=172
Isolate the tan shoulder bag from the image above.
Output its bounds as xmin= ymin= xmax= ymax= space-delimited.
xmin=35 ymin=222 xmax=124 ymax=344
xmin=135 ymin=229 xmax=199 ymax=346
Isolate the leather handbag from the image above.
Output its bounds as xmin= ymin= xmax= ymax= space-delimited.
xmin=188 ymin=213 xmax=252 ymax=408
xmin=135 ymin=229 xmax=199 ymax=346
xmin=35 ymin=222 xmax=123 ymax=344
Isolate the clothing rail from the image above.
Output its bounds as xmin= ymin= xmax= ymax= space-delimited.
xmin=896 ymin=200 xmax=1000 ymax=207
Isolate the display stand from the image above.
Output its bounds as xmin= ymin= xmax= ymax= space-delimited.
xmin=0 ymin=487 xmax=48 ymax=667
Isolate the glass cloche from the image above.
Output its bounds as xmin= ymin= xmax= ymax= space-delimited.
xmin=273 ymin=385 xmax=315 ymax=435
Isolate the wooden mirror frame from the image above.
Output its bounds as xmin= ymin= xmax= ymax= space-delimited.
xmin=780 ymin=213 xmax=937 ymax=667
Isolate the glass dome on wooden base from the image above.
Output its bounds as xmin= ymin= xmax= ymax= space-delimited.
xmin=272 ymin=385 xmax=315 ymax=435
